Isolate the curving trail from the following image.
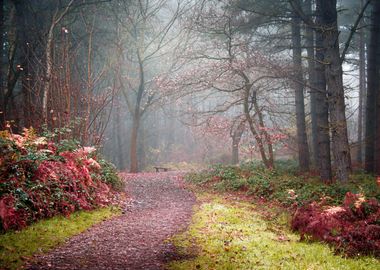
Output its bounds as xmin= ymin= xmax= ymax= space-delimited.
xmin=28 ymin=172 xmax=195 ymax=270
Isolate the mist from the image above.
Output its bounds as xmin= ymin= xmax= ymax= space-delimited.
xmin=0 ymin=0 xmax=377 ymax=179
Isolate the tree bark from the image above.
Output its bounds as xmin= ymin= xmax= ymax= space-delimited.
xmin=115 ymin=101 xmax=125 ymax=169
xmin=0 ymin=0 xmax=4 ymax=128
xmin=243 ymin=83 xmax=273 ymax=169
xmin=129 ymin=50 xmax=145 ymax=173
xmin=291 ymin=5 xmax=310 ymax=172
xmin=130 ymin=113 xmax=140 ymax=173
xmin=42 ymin=0 xmax=73 ymax=125
xmin=365 ymin=0 xmax=380 ymax=173
xmin=315 ymin=0 xmax=333 ymax=182
xmin=319 ymin=0 xmax=351 ymax=182
xmin=304 ymin=0 xmax=319 ymax=169
xmin=231 ymin=120 xmax=245 ymax=164
xmin=357 ymin=0 xmax=366 ymax=164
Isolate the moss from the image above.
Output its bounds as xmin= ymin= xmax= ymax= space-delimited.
xmin=0 ymin=206 xmax=121 ymax=270
xmin=167 ymin=193 xmax=379 ymax=270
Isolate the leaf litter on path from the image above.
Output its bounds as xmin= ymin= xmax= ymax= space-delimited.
xmin=27 ymin=172 xmax=196 ymax=270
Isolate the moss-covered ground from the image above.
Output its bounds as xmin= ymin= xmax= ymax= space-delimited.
xmin=167 ymin=193 xmax=379 ymax=270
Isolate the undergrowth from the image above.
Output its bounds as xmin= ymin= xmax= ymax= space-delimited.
xmin=167 ymin=194 xmax=379 ymax=270
xmin=0 ymin=127 xmax=124 ymax=232
xmin=184 ymin=161 xmax=380 ymax=257
xmin=185 ymin=161 xmax=379 ymax=206
xmin=0 ymin=206 xmax=121 ymax=270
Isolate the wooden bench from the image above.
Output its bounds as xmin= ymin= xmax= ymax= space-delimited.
xmin=154 ymin=167 xmax=169 ymax=172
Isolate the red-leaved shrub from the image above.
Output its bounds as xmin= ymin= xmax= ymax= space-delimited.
xmin=0 ymin=128 xmax=122 ymax=232
xmin=291 ymin=192 xmax=380 ymax=257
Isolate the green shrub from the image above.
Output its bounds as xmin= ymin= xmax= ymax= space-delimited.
xmin=56 ymin=139 xmax=80 ymax=153
xmin=184 ymin=171 xmax=212 ymax=185
xmin=215 ymin=178 xmax=247 ymax=191
xmin=247 ymin=174 xmax=273 ymax=197
xmin=98 ymin=158 xmax=124 ymax=191
xmin=211 ymin=164 xmax=240 ymax=181
xmin=185 ymin=161 xmax=380 ymax=207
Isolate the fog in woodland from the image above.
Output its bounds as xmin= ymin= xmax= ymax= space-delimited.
xmin=1 ymin=0 xmax=379 ymax=181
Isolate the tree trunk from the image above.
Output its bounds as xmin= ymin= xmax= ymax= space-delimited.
xmin=357 ymin=2 xmax=366 ymax=164
xmin=304 ymin=0 xmax=319 ymax=168
xmin=231 ymin=120 xmax=245 ymax=164
xmin=319 ymin=0 xmax=351 ymax=182
xmin=115 ymin=101 xmax=125 ymax=169
xmin=243 ymin=84 xmax=273 ymax=169
xmin=129 ymin=50 xmax=145 ymax=173
xmin=0 ymin=0 xmax=4 ymax=128
xmin=232 ymin=140 xmax=239 ymax=164
xmin=365 ymin=0 xmax=380 ymax=173
xmin=42 ymin=17 xmax=55 ymax=125
xmin=292 ymin=6 xmax=310 ymax=172
xmin=315 ymin=0 xmax=332 ymax=182
xmin=42 ymin=1 xmax=73 ymax=126
xmin=130 ymin=113 xmax=140 ymax=173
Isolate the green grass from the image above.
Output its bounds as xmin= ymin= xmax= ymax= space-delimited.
xmin=167 ymin=193 xmax=379 ymax=270
xmin=0 ymin=206 xmax=121 ymax=269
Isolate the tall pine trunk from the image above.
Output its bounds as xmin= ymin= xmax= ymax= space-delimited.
xmin=291 ymin=5 xmax=310 ymax=171
xmin=304 ymin=0 xmax=319 ymax=169
xmin=0 ymin=0 xmax=4 ymax=128
xmin=357 ymin=9 xmax=366 ymax=164
xmin=365 ymin=0 xmax=380 ymax=174
xmin=319 ymin=0 xmax=351 ymax=182
xmin=315 ymin=0 xmax=332 ymax=182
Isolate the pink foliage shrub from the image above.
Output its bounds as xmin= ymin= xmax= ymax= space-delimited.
xmin=0 ymin=128 xmax=122 ymax=232
xmin=291 ymin=192 xmax=380 ymax=257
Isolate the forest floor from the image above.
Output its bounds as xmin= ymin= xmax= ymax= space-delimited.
xmin=24 ymin=171 xmax=379 ymax=270
xmin=27 ymin=172 xmax=196 ymax=270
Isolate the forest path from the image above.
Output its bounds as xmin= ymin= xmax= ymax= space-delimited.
xmin=28 ymin=172 xmax=196 ymax=270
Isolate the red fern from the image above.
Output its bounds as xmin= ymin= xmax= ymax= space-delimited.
xmin=292 ymin=192 xmax=380 ymax=257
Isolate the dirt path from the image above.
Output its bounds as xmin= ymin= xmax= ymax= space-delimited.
xmin=28 ymin=172 xmax=195 ymax=270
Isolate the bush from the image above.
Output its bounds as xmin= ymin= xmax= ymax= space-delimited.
xmin=98 ymin=158 xmax=124 ymax=191
xmin=247 ymin=174 xmax=273 ymax=197
xmin=0 ymin=128 xmax=122 ymax=232
xmin=184 ymin=161 xmax=380 ymax=257
xmin=291 ymin=192 xmax=380 ymax=257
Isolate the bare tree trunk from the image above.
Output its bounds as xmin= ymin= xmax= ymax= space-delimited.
xmin=292 ymin=6 xmax=310 ymax=172
xmin=231 ymin=120 xmax=245 ymax=164
xmin=365 ymin=0 xmax=380 ymax=173
xmin=130 ymin=113 xmax=140 ymax=173
xmin=243 ymin=84 xmax=273 ymax=169
xmin=115 ymin=101 xmax=124 ymax=169
xmin=42 ymin=19 xmax=55 ymax=125
xmin=304 ymin=0 xmax=319 ymax=168
xmin=129 ymin=50 xmax=145 ymax=173
xmin=319 ymin=0 xmax=351 ymax=182
xmin=357 ymin=1 xmax=366 ymax=164
xmin=0 ymin=0 xmax=4 ymax=128
xmin=315 ymin=0 xmax=332 ymax=182
xmin=42 ymin=1 xmax=73 ymax=125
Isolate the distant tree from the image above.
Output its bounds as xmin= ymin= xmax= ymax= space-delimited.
xmin=110 ymin=0 xmax=186 ymax=172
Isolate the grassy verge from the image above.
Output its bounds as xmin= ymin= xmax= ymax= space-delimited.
xmin=0 ymin=206 xmax=121 ymax=269
xmin=167 ymin=193 xmax=379 ymax=270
